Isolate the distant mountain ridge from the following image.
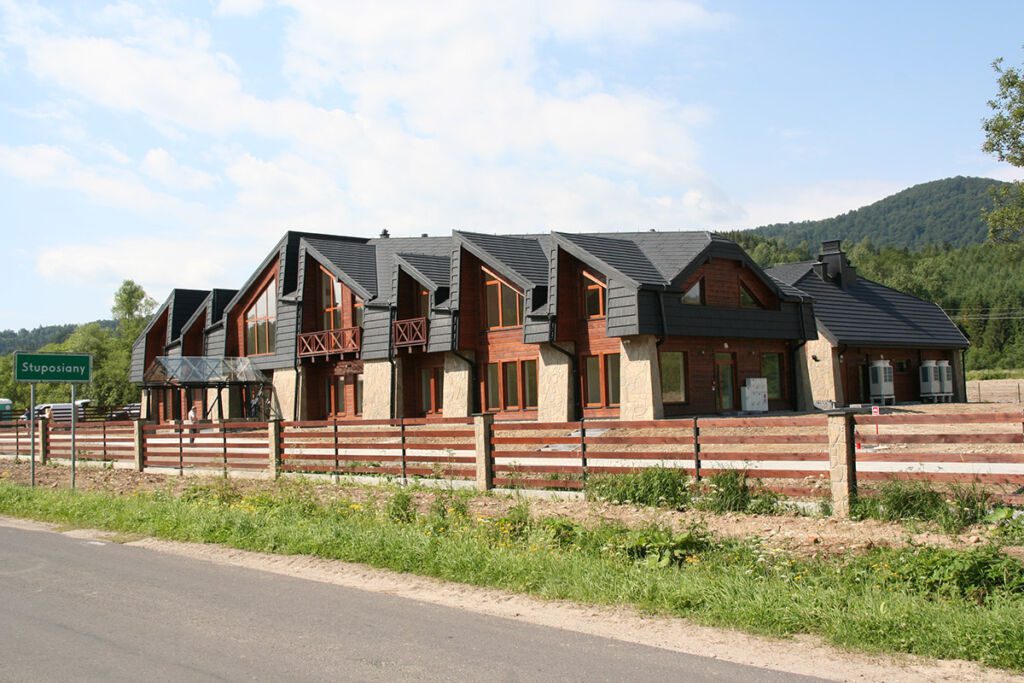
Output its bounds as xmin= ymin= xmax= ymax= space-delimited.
xmin=0 ymin=321 xmax=115 ymax=355
xmin=749 ymin=176 xmax=1004 ymax=251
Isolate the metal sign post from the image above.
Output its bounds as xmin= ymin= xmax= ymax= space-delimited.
xmin=70 ymin=384 xmax=77 ymax=490
xmin=14 ymin=352 xmax=92 ymax=491
xmin=29 ymin=383 xmax=36 ymax=488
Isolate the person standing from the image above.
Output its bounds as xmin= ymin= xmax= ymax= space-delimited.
xmin=187 ymin=405 xmax=196 ymax=444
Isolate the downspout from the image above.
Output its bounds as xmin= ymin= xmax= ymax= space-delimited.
xmin=291 ymin=298 xmax=302 ymax=422
xmin=388 ymin=304 xmax=398 ymax=420
xmin=790 ymin=296 xmax=809 ymax=411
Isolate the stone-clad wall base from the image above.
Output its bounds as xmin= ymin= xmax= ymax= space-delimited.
xmin=619 ymin=335 xmax=663 ymax=421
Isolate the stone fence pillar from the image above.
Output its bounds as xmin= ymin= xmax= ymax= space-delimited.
xmin=827 ymin=411 xmax=857 ymax=517
xmin=474 ymin=413 xmax=494 ymax=491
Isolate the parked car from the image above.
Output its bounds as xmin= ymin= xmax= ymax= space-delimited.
xmin=106 ymin=403 xmax=141 ymax=421
xmin=0 ymin=398 xmax=12 ymax=421
xmin=20 ymin=400 xmax=91 ymax=422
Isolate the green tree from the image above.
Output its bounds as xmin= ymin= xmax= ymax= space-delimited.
xmin=982 ymin=56 xmax=1024 ymax=243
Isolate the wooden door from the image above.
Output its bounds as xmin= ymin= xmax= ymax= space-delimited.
xmin=714 ymin=353 xmax=737 ymax=412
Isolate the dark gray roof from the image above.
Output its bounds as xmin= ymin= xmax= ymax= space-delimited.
xmin=553 ymin=232 xmax=665 ymax=286
xmin=767 ymin=263 xmax=969 ymax=348
xmin=454 ymin=231 xmax=548 ymax=287
xmin=209 ymin=288 xmax=237 ymax=324
xmin=369 ymin=236 xmax=453 ymax=302
xmin=302 ymin=236 xmax=377 ymax=298
xmin=168 ymin=289 xmax=209 ymax=341
xmin=395 ymin=252 xmax=450 ymax=290
xmin=603 ymin=231 xmax=715 ymax=282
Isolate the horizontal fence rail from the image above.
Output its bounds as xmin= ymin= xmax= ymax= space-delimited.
xmin=143 ymin=421 xmax=270 ymax=472
xmin=279 ymin=417 xmax=475 ymax=481
xmin=0 ymin=421 xmax=32 ymax=457
xmin=854 ymin=412 xmax=1024 ymax=497
xmin=48 ymin=421 xmax=136 ymax=463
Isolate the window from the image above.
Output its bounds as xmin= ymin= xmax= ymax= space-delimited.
xmin=484 ymin=358 xmax=538 ymax=411
xmin=320 ymin=267 xmax=343 ymax=330
xmin=682 ymin=279 xmax=704 ymax=305
xmin=740 ymin=283 xmax=764 ymax=309
xmin=415 ymin=288 xmax=430 ymax=318
xmin=761 ymin=352 xmax=783 ymax=400
xmin=582 ymin=270 xmax=606 ymax=318
xmin=353 ymin=299 xmax=364 ymax=328
xmin=324 ymin=374 xmax=363 ymax=417
xmin=420 ymin=367 xmax=444 ymax=414
xmin=660 ymin=351 xmax=687 ymax=403
xmin=483 ymin=268 xmax=523 ymax=329
xmin=581 ymin=352 xmax=621 ymax=407
xmin=245 ymin=280 xmax=277 ymax=355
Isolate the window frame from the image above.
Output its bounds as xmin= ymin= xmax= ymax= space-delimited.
xmin=244 ymin=279 xmax=277 ymax=356
xmin=760 ymin=352 xmax=784 ymax=400
xmin=420 ymin=366 xmax=444 ymax=415
xmin=740 ymin=282 xmax=765 ymax=310
xmin=483 ymin=358 xmax=538 ymax=412
xmin=319 ymin=266 xmax=344 ymax=331
xmin=580 ymin=352 xmax=621 ymax=408
xmin=681 ymin=278 xmax=705 ymax=306
xmin=324 ymin=373 xmax=364 ymax=418
xmin=482 ymin=266 xmax=524 ymax=330
xmin=659 ymin=350 xmax=689 ymax=405
xmin=581 ymin=269 xmax=606 ymax=319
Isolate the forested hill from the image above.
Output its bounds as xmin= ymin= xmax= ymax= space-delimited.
xmin=750 ymin=176 xmax=1004 ymax=251
xmin=0 ymin=321 xmax=115 ymax=355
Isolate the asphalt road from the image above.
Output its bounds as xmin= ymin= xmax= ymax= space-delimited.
xmin=0 ymin=524 xmax=824 ymax=682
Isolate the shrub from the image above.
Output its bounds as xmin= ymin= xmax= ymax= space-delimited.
xmin=939 ymin=484 xmax=992 ymax=533
xmin=586 ymin=467 xmax=690 ymax=509
xmin=604 ymin=523 xmax=715 ymax=568
xmin=386 ymin=488 xmax=416 ymax=523
xmin=854 ymin=480 xmax=945 ymax=523
xmin=697 ymin=470 xmax=750 ymax=513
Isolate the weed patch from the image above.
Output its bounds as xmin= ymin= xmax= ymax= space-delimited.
xmin=586 ymin=467 xmax=690 ymax=509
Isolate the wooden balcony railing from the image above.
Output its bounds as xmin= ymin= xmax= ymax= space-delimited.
xmin=394 ymin=317 xmax=428 ymax=347
xmin=297 ymin=327 xmax=361 ymax=358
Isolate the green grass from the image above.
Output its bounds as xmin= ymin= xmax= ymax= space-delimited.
xmin=852 ymin=480 xmax=994 ymax=533
xmin=1 ymin=480 xmax=1022 ymax=671
xmin=966 ymin=368 xmax=1024 ymax=381
xmin=586 ymin=467 xmax=691 ymax=509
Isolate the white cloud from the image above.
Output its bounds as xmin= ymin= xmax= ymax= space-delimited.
xmin=141 ymin=148 xmax=217 ymax=191
xmin=0 ymin=143 xmax=182 ymax=214
xmin=214 ymin=0 xmax=268 ymax=17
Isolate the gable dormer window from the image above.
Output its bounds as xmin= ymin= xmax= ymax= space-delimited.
xmin=245 ymin=280 xmax=277 ymax=355
xmin=740 ymin=282 xmax=764 ymax=309
xmin=320 ymin=267 xmax=343 ymax=330
xmin=483 ymin=267 xmax=523 ymax=329
xmin=682 ymin=278 xmax=704 ymax=306
xmin=582 ymin=270 xmax=606 ymax=318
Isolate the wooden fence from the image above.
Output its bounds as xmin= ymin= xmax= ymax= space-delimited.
xmin=0 ymin=421 xmax=31 ymax=457
xmin=489 ymin=415 xmax=828 ymax=494
xmin=279 ymin=417 xmax=476 ymax=480
xmin=854 ymin=412 xmax=1024 ymax=500
xmin=142 ymin=421 xmax=270 ymax=472
xmin=3 ymin=410 xmax=1023 ymax=507
xmin=48 ymin=421 xmax=136 ymax=463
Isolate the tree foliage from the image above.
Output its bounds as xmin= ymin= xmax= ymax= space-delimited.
xmin=982 ymin=56 xmax=1024 ymax=243
xmin=0 ymin=281 xmax=155 ymax=411
xmin=750 ymin=176 xmax=1002 ymax=251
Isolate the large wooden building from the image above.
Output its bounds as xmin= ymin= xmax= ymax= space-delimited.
xmin=132 ymin=231 xmax=967 ymax=422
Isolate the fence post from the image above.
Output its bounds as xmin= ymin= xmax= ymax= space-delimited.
xmin=37 ymin=417 xmax=49 ymax=466
xmin=268 ymin=420 xmax=281 ymax=479
xmin=692 ymin=418 xmax=702 ymax=481
xmin=133 ymin=420 xmax=145 ymax=472
xmin=474 ymin=413 xmax=494 ymax=491
xmin=827 ymin=411 xmax=857 ymax=518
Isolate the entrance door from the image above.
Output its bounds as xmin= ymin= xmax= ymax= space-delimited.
xmin=715 ymin=353 xmax=737 ymax=412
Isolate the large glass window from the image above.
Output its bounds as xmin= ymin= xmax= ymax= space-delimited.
xmin=522 ymin=359 xmax=538 ymax=409
xmin=325 ymin=374 xmax=364 ymax=417
xmin=761 ymin=352 xmax=783 ymax=400
xmin=682 ymin=278 xmax=704 ymax=306
xmin=355 ymin=374 xmax=364 ymax=415
xmin=660 ymin=351 xmax=687 ymax=403
xmin=483 ymin=269 xmax=523 ymax=329
xmin=582 ymin=353 xmax=620 ymax=408
xmin=486 ymin=363 xmax=501 ymax=410
xmin=740 ymin=283 xmax=764 ymax=309
xmin=420 ymin=367 xmax=444 ymax=414
xmin=245 ymin=280 xmax=277 ymax=355
xmin=484 ymin=358 xmax=538 ymax=412
xmin=582 ymin=270 xmax=606 ymax=318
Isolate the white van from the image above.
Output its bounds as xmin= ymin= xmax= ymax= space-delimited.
xmin=20 ymin=400 xmax=91 ymax=422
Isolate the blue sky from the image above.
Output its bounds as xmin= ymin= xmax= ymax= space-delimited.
xmin=1 ymin=1 xmax=1022 ymax=330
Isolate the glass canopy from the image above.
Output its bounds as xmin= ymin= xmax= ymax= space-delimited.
xmin=143 ymin=356 xmax=270 ymax=387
